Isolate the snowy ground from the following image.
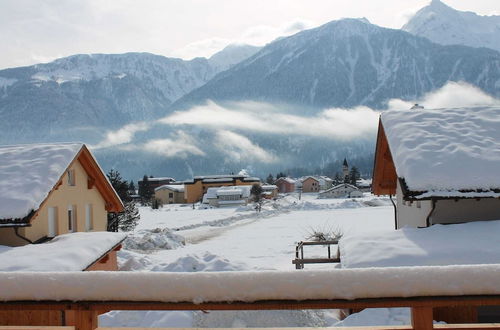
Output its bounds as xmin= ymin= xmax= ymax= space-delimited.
xmin=101 ymin=193 xmax=400 ymax=327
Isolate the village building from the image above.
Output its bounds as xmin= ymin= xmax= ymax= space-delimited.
xmin=261 ymin=184 xmax=278 ymax=199
xmin=318 ymin=183 xmax=363 ymax=199
xmin=372 ymin=107 xmax=500 ymax=229
xmin=155 ymin=184 xmax=186 ymax=204
xmin=301 ymin=176 xmax=320 ymax=192
xmin=356 ymin=178 xmax=372 ymax=192
xmin=317 ymin=176 xmax=334 ymax=190
xmin=184 ymin=174 xmax=260 ymax=203
xmin=0 ymin=143 xmax=126 ymax=327
xmin=0 ymin=143 xmax=123 ymax=246
xmin=202 ymin=185 xmax=252 ymax=207
xmin=138 ymin=176 xmax=176 ymax=198
xmin=275 ymin=177 xmax=296 ymax=193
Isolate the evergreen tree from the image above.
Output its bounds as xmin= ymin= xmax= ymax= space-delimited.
xmin=250 ymin=183 xmax=263 ymax=203
xmin=250 ymin=183 xmax=263 ymax=212
xmin=128 ymin=180 xmax=136 ymax=195
xmin=276 ymin=172 xmax=287 ymax=179
xmin=266 ymin=173 xmax=274 ymax=184
xmin=106 ymin=169 xmax=140 ymax=232
xmin=138 ymin=175 xmax=152 ymax=204
xmin=334 ymin=172 xmax=342 ymax=185
xmin=349 ymin=166 xmax=360 ymax=186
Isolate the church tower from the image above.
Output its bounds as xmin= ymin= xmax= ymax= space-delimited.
xmin=342 ymin=158 xmax=349 ymax=182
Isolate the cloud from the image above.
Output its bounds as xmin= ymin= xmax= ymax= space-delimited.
xmin=142 ymin=131 xmax=205 ymax=158
xmin=214 ymin=130 xmax=276 ymax=163
xmin=160 ymin=100 xmax=380 ymax=140
xmin=387 ymin=81 xmax=500 ymax=110
xmin=93 ymin=81 xmax=500 ymax=161
xmin=92 ymin=122 xmax=150 ymax=149
xmin=172 ymin=19 xmax=314 ymax=59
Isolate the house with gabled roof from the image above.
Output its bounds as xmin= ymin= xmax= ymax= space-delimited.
xmin=372 ymin=107 xmax=500 ymax=229
xmin=0 ymin=143 xmax=123 ymax=246
xmin=155 ymin=184 xmax=186 ymax=204
xmin=301 ymin=176 xmax=320 ymax=192
xmin=319 ymin=183 xmax=363 ymax=199
xmin=275 ymin=177 xmax=296 ymax=193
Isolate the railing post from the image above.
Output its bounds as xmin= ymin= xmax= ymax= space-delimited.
xmin=411 ymin=306 xmax=433 ymax=330
xmin=65 ymin=309 xmax=99 ymax=330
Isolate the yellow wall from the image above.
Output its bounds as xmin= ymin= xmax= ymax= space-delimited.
xmin=0 ymin=159 xmax=108 ymax=246
xmin=155 ymin=188 xmax=186 ymax=204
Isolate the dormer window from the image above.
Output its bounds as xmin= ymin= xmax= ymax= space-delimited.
xmin=67 ymin=169 xmax=75 ymax=186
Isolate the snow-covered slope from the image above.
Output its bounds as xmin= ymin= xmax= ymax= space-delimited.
xmin=208 ymin=44 xmax=261 ymax=73
xmin=403 ymin=0 xmax=500 ymax=52
xmin=171 ymin=18 xmax=500 ymax=111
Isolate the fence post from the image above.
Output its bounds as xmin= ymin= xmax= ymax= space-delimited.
xmin=411 ymin=306 xmax=433 ymax=330
xmin=65 ymin=309 xmax=99 ymax=330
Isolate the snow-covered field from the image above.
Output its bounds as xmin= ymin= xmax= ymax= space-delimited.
xmin=101 ymin=193 xmax=398 ymax=327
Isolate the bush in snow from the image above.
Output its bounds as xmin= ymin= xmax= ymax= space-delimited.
xmin=305 ymin=225 xmax=343 ymax=242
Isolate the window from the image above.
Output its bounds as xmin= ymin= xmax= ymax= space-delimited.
xmin=67 ymin=169 xmax=75 ymax=186
xmin=85 ymin=204 xmax=93 ymax=231
xmin=48 ymin=207 xmax=58 ymax=237
xmin=67 ymin=205 xmax=76 ymax=232
xmin=169 ymin=192 xmax=174 ymax=198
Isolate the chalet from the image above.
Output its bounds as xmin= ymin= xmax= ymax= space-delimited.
xmin=202 ymin=185 xmax=252 ymax=207
xmin=184 ymin=174 xmax=260 ymax=203
xmin=372 ymin=107 xmax=500 ymax=229
xmin=275 ymin=177 xmax=296 ymax=193
xmin=319 ymin=183 xmax=363 ymax=199
xmin=261 ymin=184 xmax=278 ymax=199
xmin=0 ymin=143 xmax=125 ymax=327
xmin=0 ymin=143 xmax=123 ymax=246
xmin=155 ymin=184 xmax=186 ymax=204
xmin=301 ymin=176 xmax=320 ymax=192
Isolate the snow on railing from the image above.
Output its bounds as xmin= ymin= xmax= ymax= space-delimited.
xmin=1 ymin=264 xmax=500 ymax=302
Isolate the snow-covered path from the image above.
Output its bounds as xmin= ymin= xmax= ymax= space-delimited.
xmin=103 ymin=194 xmax=395 ymax=327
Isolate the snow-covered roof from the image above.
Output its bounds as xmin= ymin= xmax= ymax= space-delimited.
xmin=155 ymin=184 xmax=185 ymax=193
xmin=276 ymin=177 xmax=296 ymax=184
xmin=356 ymin=178 xmax=372 ymax=187
xmin=0 ymin=232 xmax=126 ymax=271
xmin=216 ymin=185 xmax=252 ymax=198
xmin=0 ymin=143 xmax=83 ymax=220
xmin=202 ymin=185 xmax=252 ymax=203
xmin=146 ymin=177 xmax=175 ymax=182
xmin=261 ymin=185 xmax=278 ymax=191
xmin=381 ymin=107 xmax=500 ymax=198
xmin=322 ymin=183 xmax=359 ymax=193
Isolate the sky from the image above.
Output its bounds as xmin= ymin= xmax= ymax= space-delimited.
xmin=1 ymin=0 xmax=499 ymax=69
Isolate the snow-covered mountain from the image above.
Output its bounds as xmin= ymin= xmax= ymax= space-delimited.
xmin=403 ymin=0 xmax=500 ymax=52
xmin=0 ymin=49 xmax=261 ymax=144
xmin=171 ymin=18 xmax=500 ymax=111
xmin=0 ymin=53 xmax=219 ymax=142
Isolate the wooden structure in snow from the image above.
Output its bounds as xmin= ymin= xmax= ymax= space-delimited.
xmin=1 ymin=266 xmax=500 ymax=329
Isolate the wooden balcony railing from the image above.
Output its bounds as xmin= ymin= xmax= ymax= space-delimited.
xmin=1 ymin=265 xmax=500 ymax=330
